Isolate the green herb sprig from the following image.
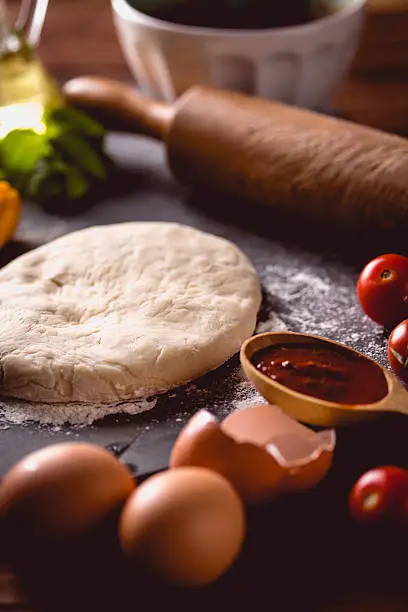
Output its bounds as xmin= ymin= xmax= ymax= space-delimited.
xmin=0 ymin=107 xmax=110 ymax=206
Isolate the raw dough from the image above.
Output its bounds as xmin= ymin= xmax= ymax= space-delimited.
xmin=0 ymin=222 xmax=261 ymax=403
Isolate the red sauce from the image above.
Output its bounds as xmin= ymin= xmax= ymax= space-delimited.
xmin=252 ymin=342 xmax=388 ymax=405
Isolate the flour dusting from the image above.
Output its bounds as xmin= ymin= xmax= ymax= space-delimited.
xmin=0 ymin=397 xmax=157 ymax=428
xmin=231 ymin=379 xmax=266 ymax=412
xmin=257 ymin=261 xmax=387 ymax=368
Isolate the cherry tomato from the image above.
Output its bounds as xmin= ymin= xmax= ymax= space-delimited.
xmin=349 ymin=466 xmax=408 ymax=525
xmin=357 ymin=254 xmax=408 ymax=329
xmin=388 ymin=319 xmax=408 ymax=382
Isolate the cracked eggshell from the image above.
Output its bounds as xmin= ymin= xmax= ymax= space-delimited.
xmin=171 ymin=405 xmax=335 ymax=504
xmin=269 ymin=429 xmax=336 ymax=493
xmin=223 ymin=404 xmax=336 ymax=493
xmin=170 ymin=409 xmax=287 ymax=503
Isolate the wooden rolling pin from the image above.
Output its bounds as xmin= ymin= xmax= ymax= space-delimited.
xmin=63 ymin=77 xmax=408 ymax=233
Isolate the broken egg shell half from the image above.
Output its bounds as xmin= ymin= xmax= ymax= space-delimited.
xmin=170 ymin=404 xmax=336 ymax=503
xmin=170 ymin=409 xmax=285 ymax=503
xmin=222 ymin=404 xmax=336 ymax=494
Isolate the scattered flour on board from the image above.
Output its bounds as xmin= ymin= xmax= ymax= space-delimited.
xmin=231 ymin=379 xmax=266 ymax=412
xmin=257 ymin=262 xmax=386 ymax=367
xmin=0 ymin=397 xmax=157 ymax=429
xmin=0 ymin=258 xmax=386 ymax=428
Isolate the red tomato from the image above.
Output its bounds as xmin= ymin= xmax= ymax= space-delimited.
xmin=388 ymin=319 xmax=408 ymax=382
xmin=349 ymin=466 xmax=408 ymax=525
xmin=357 ymin=254 xmax=408 ymax=329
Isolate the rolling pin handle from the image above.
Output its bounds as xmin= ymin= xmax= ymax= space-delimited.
xmin=62 ymin=76 xmax=173 ymax=141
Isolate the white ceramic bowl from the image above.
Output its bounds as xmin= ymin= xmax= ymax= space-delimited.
xmin=112 ymin=0 xmax=367 ymax=109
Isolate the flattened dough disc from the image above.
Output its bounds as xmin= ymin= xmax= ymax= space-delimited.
xmin=0 ymin=222 xmax=261 ymax=404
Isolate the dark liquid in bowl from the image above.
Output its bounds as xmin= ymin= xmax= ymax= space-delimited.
xmin=132 ymin=1 xmax=332 ymax=30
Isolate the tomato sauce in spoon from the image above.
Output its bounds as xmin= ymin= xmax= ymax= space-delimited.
xmin=252 ymin=342 xmax=388 ymax=405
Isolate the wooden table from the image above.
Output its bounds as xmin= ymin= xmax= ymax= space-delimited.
xmin=1 ymin=2 xmax=408 ymax=611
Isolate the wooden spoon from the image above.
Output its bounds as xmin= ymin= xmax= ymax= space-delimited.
xmin=240 ymin=331 xmax=408 ymax=428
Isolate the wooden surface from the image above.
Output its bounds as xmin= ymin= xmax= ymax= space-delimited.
xmin=2 ymin=1 xmax=408 ymax=611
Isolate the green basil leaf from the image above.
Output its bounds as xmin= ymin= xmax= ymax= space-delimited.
xmin=49 ymin=158 xmax=72 ymax=175
xmin=0 ymin=130 xmax=52 ymax=174
xmin=38 ymin=175 xmax=65 ymax=200
xmin=0 ymin=105 xmax=108 ymax=205
xmin=26 ymin=159 xmax=55 ymax=197
xmin=30 ymin=157 xmax=89 ymax=200
xmin=44 ymin=120 xmax=62 ymax=140
xmin=50 ymin=107 xmax=105 ymax=137
xmin=55 ymin=133 xmax=106 ymax=179
xmin=64 ymin=167 xmax=89 ymax=199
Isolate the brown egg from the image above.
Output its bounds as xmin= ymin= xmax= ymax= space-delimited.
xmin=119 ymin=467 xmax=245 ymax=587
xmin=0 ymin=443 xmax=135 ymax=541
xmin=171 ymin=405 xmax=335 ymax=503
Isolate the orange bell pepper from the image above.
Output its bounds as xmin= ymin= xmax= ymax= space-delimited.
xmin=0 ymin=181 xmax=21 ymax=248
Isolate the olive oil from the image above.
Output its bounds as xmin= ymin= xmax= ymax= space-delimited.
xmin=0 ymin=34 xmax=61 ymax=138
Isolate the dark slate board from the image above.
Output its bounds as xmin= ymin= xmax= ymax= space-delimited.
xmin=0 ymin=132 xmax=403 ymax=476
xmin=5 ymin=132 xmax=408 ymax=612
